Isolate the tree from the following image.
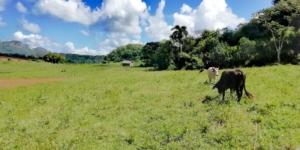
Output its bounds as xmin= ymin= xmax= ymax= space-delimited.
xmin=170 ymin=25 xmax=188 ymax=52
xmin=220 ymin=28 xmax=239 ymax=46
xmin=141 ymin=42 xmax=160 ymax=67
xmin=273 ymin=0 xmax=281 ymax=5
xmin=105 ymin=44 xmax=143 ymax=62
xmin=153 ymin=41 xmax=173 ymax=70
xmin=254 ymin=0 xmax=299 ymax=63
xmin=238 ymin=37 xmax=257 ymax=66
xmin=194 ymin=30 xmax=221 ymax=67
xmin=43 ymin=53 xmax=65 ymax=64
xmin=256 ymin=8 xmax=296 ymax=63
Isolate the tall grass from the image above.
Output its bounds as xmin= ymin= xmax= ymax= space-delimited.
xmin=0 ymin=61 xmax=299 ymax=149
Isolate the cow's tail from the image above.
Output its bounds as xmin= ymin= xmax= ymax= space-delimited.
xmin=243 ymin=74 xmax=253 ymax=99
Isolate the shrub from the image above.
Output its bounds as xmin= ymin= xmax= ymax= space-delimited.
xmin=43 ymin=53 xmax=65 ymax=64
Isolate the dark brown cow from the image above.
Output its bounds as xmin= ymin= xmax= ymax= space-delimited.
xmin=213 ymin=69 xmax=253 ymax=102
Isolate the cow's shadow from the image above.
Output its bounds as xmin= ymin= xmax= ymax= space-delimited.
xmin=202 ymin=95 xmax=219 ymax=104
xmin=202 ymin=94 xmax=236 ymax=105
xmin=201 ymin=80 xmax=216 ymax=86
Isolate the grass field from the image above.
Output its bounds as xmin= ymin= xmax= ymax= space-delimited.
xmin=0 ymin=61 xmax=299 ymax=149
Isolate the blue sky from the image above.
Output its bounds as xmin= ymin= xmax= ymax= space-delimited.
xmin=0 ymin=0 xmax=272 ymax=55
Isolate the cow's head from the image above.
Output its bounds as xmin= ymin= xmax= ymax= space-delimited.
xmin=212 ymin=67 xmax=219 ymax=76
xmin=213 ymin=83 xmax=222 ymax=94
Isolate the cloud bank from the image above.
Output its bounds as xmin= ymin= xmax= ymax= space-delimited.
xmin=21 ymin=19 xmax=41 ymax=33
xmin=16 ymin=2 xmax=27 ymax=13
xmin=15 ymin=0 xmax=246 ymax=55
xmin=145 ymin=0 xmax=171 ymax=41
xmin=174 ymin=0 xmax=246 ymax=34
xmin=14 ymin=31 xmax=100 ymax=55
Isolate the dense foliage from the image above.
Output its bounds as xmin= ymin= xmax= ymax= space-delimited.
xmin=43 ymin=53 xmax=65 ymax=64
xmin=105 ymin=44 xmax=143 ymax=62
xmin=63 ymin=54 xmax=104 ymax=64
xmin=106 ymin=0 xmax=300 ymax=70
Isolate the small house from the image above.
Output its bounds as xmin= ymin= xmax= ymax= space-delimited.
xmin=121 ymin=60 xmax=133 ymax=67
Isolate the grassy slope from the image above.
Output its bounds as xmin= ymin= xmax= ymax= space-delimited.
xmin=0 ymin=61 xmax=299 ymax=149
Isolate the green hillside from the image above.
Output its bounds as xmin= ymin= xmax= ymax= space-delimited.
xmin=0 ymin=41 xmax=49 ymax=58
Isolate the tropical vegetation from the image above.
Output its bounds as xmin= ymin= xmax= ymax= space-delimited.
xmin=107 ymin=0 xmax=300 ymax=70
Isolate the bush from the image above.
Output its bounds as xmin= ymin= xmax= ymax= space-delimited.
xmin=105 ymin=44 xmax=143 ymax=62
xmin=153 ymin=41 xmax=173 ymax=70
xmin=43 ymin=53 xmax=65 ymax=64
xmin=141 ymin=42 xmax=160 ymax=67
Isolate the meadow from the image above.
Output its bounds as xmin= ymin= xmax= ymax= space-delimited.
xmin=0 ymin=61 xmax=299 ymax=149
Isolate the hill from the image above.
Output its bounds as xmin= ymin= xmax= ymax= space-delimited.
xmin=0 ymin=41 xmax=105 ymax=64
xmin=0 ymin=41 xmax=49 ymax=58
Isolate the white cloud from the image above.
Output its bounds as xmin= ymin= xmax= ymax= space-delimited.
xmin=14 ymin=31 xmax=103 ymax=55
xmin=173 ymin=4 xmax=195 ymax=34
xmin=25 ymin=0 xmax=245 ymax=55
xmin=16 ymin=2 xmax=27 ymax=13
xmin=21 ymin=19 xmax=41 ymax=33
xmin=180 ymin=4 xmax=193 ymax=14
xmin=100 ymin=0 xmax=147 ymax=36
xmin=35 ymin=0 xmax=102 ymax=26
xmin=65 ymin=41 xmax=99 ymax=55
xmin=0 ymin=0 xmax=6 ymax=11
xmin=173 ymin=0 xmax=246 ymax=34
xmin=98 ymin=33 xmax=142 ymax=55
xmin=80 ymin=30 xmax=89 ymax=36
xmin=34 ymin=0 xmax=147 ymax=53
xmin=14 ymin=31 xmax=61 ymax=51
xmin=97 ymin=0 xmax=147 ymax=53
xmin=145 ymin=0 xmax=171 ymax=41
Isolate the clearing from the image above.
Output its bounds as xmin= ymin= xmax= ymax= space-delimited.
xmin=0 ymin=61 xmax=299 ymax=149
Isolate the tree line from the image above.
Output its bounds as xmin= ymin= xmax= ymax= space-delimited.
xmin=105 ymin=0 xmax=300 ymax=70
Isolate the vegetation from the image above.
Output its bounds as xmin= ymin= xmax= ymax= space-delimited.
xmin=141 ymin=42 xmax=160 ymax=67
xmin=63 ymin=54 xmax=104 ymax=64
xmin=0 ymin=61 xmax=299 ymax=149
xmin=0 ymin=0 xmax=298 ymax=149
xmin=105 ymin=0 xmax=300 ymax=70
xmin=43 ymin=53 xmax=65 ymax=64
xmin=104 ymin=44 xmax=143 ymax=62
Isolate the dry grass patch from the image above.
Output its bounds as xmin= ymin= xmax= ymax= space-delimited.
xmin=0 ymin=77 xmax=63 ymax=88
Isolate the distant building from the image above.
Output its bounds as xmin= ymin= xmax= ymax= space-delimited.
xmin=121 ymin=60 xmax=133 ymax=67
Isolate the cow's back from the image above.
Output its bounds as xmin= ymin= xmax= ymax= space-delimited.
xmin=215 ymin=70 xmax=244 ymax=90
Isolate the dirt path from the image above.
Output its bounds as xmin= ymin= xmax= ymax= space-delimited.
xmin=0 ymin=56 xmax=27 ymax=62
xmin=0 ymin=78 xmax=63 ymax=88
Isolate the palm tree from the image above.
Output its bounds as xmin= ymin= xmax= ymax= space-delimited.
xmin=170 ymin=25 xmax=188 ymax=52
xmin=273 ymin=0 xmax=280 ymax=5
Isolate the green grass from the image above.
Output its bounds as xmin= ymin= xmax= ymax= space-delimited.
xmin=0 ymin=61 xmax=299 ymax=149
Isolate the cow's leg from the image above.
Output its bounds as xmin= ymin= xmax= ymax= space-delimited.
xmin=222 ymin=91 xmax=225 ymax=102
xmin=237 ymin=89 xmax=243 ymax=102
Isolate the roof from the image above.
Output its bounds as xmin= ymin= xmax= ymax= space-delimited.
xmin=121 ymin=60 xmax=133 ymax=64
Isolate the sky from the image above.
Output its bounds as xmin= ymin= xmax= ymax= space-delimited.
xmin=0 ymin=0 xmax=273 ymax=55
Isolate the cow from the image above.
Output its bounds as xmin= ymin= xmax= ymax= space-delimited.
xmin=207 ymin=67 xmax=219 ymax=83
xmin=213 ymin=69 xmax=253 ymax=102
